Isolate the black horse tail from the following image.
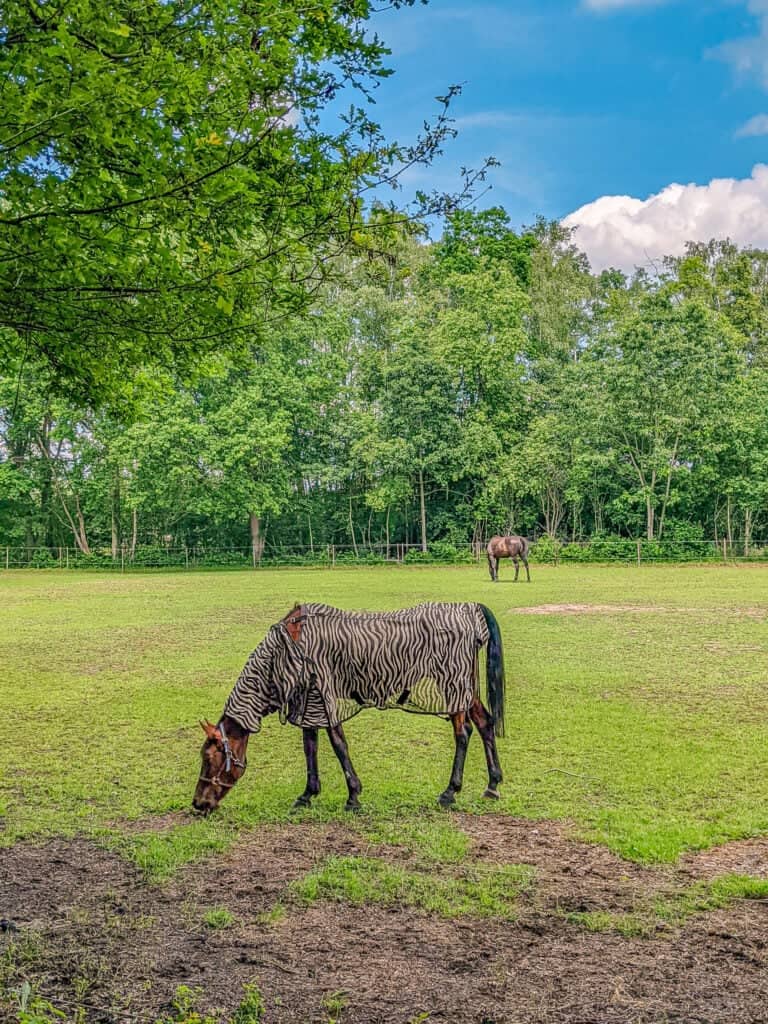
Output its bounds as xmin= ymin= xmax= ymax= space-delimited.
xmin=479 ymin=604 xmax=505 ymax=737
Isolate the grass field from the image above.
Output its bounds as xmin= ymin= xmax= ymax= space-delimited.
xmin=3 ymin=564 xmax=768 ymax=1022
xmin=3 ymin=563 xmax=768 ymax=863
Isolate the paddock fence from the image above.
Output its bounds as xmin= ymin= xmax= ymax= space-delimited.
xmin=1 ymin=537 xmax=767 ymax=570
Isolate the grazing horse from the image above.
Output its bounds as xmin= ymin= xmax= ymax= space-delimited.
xmin=193 ymin=602 xmax=505 ymax=815
xmin=487 ymin=535 xmax=530 ymax=582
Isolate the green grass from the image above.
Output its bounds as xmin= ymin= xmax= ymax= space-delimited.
xmin=290 ymin=854 xmax=535 ymax=919
xmin=2 ymin=564 xmax=768 ymax=866
xmin=115 ymin=821 xmax=234 ymax=882
xmin=202 ymin=907 xmax=235 ymax=929
xmin=358 ymin=813 xmax=471 ymax=863
xmin=566 ymin=873 xmax=768 ymax=936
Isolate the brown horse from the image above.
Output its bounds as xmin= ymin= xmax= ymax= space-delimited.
xmin=487 ymin=535 xmax=530 ymax=582
xmin=192 ymin=602 xmax=506 ymax=816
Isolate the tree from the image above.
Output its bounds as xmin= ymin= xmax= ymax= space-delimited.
xmin=715 ymin=369 xmax=768 ymax=552
xmin=589 ymin=284 xmax=740 ymax=540
xmin=199 ymin=367 xmax=294 ymax=564
xmin=0 ymin=0 xmax=475 ymax=405
xmin=525 ymin=219 xmax=594 ymax=363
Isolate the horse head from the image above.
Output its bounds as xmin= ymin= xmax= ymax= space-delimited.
xmin=192 ymin=717 xmax=249 ymax=815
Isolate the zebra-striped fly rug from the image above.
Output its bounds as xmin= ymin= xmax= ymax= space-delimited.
xmin=224 ymin=601 xmax=491 ymax=732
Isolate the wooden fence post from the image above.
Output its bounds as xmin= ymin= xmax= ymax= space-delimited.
xmin=722 ymin=538 xmax=727 ymax=562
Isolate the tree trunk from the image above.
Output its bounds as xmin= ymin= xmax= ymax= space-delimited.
xmin=130 ymin=507 xmax=138 ymax=559
xmin=418 ymin=468 xmax=427 ymax=553
xmin=249 ymin=513 xmax=264 ymax=567
xmin=646 ymin=496 xmax=654 ymax=541
xmin=348 ymin=496 xmax=358 ymax=557
xmin=74 ymin=495 xmax=91 ymax=554
xmin=593 ymin=496 xmax=603 ymax=535
xmin=543 ymin=485 xmax=564 ymax=538
xmin=657 ymin=435 xmax=680 ymax=541
xmin=111 ymin=469 xmax=121 ymax=560
xmin=385 ymin=505 xmax=390 ymax=561
xmin=713 ymin=497 xmax=719 ymax=546
xmin=38 ymin=415 xmax=56 ymax=547
xmin=726 ymin=496 xmax=733 ymax=546
xmin=744 ymin=508 xmax=752 ymax=557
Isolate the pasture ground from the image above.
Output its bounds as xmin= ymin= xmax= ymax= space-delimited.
xmin=2 ymin=564 xmax=768 ymax=1022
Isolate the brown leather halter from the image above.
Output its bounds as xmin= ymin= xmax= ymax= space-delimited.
xmin=197 ymin=720 xmax=247 ymax=788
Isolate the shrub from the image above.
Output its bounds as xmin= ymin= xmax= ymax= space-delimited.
xmin=403 ymin=549 xmax=432 ymax=564
xmin=428 ymin=541 xmax=473 ymax=564
xmin=129 ymin=546 xmax=186 ymax=568
xmin=70 ymin=550 xmax=115 ymax=569
xmin=196 ymin=550 xmax=249 ymax=567
xmin=30 ymin=549 xmax=57 ymax=568
xmin=530 ymin=536 xmax=562 ymax=563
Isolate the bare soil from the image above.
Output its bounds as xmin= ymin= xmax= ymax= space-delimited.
xmin=509 ymin=604 xmax=662 ymax=615
xmin=508 ymin=603 xmax=768 ymax=621
xmin=2 ymin=816 xmax=768 ymax=1024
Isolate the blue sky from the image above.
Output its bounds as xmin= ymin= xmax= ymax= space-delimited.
xmin=357 ymin=0 xmax=768 ymax=270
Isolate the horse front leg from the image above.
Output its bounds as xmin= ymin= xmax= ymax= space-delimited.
xmin=293 ymin=727 xmax=321 ymax=809
xmin=512 ymin=556 xmax=520 ymax=582
xmin=469 ymin=698 xmax=503 ymax=799
xmin=327 ymin=723 xmax=363 ymax=811
xmin=523 ymin=556 xmax=531 ymax=582
xmin=438 ymin=712 xmax=473 ymax=808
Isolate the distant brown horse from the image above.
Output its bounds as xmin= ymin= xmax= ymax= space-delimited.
xmin=487 ymin=535 xmax=530 ymax=582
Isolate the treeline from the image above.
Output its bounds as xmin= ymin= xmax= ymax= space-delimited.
xmin=3 ymin=209 xmax=768 ymax=558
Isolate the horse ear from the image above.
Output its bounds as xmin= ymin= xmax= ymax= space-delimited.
xmin=200 ymin=719 xmax=221 ymax=741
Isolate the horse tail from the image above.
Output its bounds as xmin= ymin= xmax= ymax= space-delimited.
xmin=520 ymin=536 xmax=530 ymax=559
xmin=479 ymin=604 xmax=505 ymax=738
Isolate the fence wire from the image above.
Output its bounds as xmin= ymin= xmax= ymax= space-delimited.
xmin=0 ymin=538 xmax=765 ymax=570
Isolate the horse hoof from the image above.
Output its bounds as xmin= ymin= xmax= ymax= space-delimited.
xmin=438 ymin=792 xmax=456 ymax=809
xmin=483 ymin=788 xmax=500 ymax=800
xmin=291 ymin=797 xmax=311 ymax=812
xmin=345 ymin=800 xmax=361 ymax=813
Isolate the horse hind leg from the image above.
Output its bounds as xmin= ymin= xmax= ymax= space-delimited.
xmin=469 ymin=698 xmax=503 ymax=799
xmin=512 ymin=556 xmax=520 ymax=582
xmin=523 ymin=555 xmax=531 ymax=582
xmin=438 ymin=712 xmax=473 ymax=808
xmin=327 ymin=722 xmax=363 ymax=811
xmin=293 ymin=727 xmax=321 ymax=810
xmin=487 ymin=554 xmax=497 ymax=582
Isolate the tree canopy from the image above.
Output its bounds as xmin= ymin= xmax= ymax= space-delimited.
xmin=1 ymin=0 xmax=469 ymax=404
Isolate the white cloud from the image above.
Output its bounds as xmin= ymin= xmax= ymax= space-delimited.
xmin=582 ymin=0 xmax=670 ymax=10
xmin=736 ymin=113 xmax=768 ymax=137
xmin=562 ymin=165 xmax=768 ymax=272
xmin=709 ymin=2 xmax=768 ymax=89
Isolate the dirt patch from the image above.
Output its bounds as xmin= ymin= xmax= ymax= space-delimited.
xmin=679 ymin=836 xmax=768 ymax=881
xmin=112 ymin=810 xmax=191 ymax=833
xmin=2 ymin=821 xmax=768 ymax=1023
xmin=454 ymin=814 xmax=674 ymax=915
xmin=510 ymin=603 xmax=662 ymax=615
xmin=508 ymin=603 xmax=768 ymax=621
